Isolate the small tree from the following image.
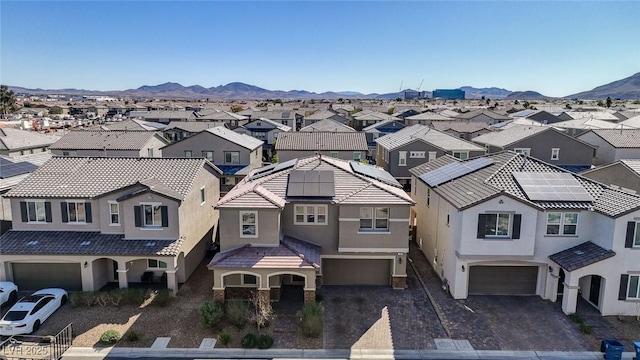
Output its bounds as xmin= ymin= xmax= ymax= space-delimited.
xmin=0 ymin=85 xmax=17 ymax=117
xmin=249 ymin=290 xmax=272 ymax=334
xmin=49 ymin=106 xmax=63 ymax=115
xmin=606 ymin=96 xmax=612 ymax=108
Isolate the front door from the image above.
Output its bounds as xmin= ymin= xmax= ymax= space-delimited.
xmin=557 ymin=269 xmax=565 ymax=297
xmin=589 ymin=275 xmax=601 ymax=306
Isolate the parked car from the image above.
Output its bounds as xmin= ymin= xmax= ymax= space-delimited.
xmin=0 ymin=282 xmax=18 ymax=307
xmin=0 ymin=288 xmax=68 ymax=336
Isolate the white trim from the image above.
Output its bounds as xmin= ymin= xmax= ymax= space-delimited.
xmin=239 ymin=210 xmax=258 ymax=238
xmin=339 ymin=217 xmax=408 ymax=222
xmin=338 ymin=247 xmax=408 ymax=253
xmin=398 ymin=151 xmax=407 ymax=166
xmin=108 ymin=200 xmax=120 ymax=226
xmin=221 ymin=271 xmax=262 ymax=287
xmin=357 ymin=231 xmax=391 ymax=235
xmin=551 ymin=148 xmax=560 ymax=160
xmin=294 ymin=204 xmax=328 ymax=225
xmin=24 ymin=200 xmax=47 ymax=224
xmin=200 ymin=186 xmax=206 ymax=206
xmin=513 ymin=148 xmax=531 ymax=156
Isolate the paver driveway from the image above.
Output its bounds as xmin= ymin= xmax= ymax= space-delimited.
xmin=322 ymin=267 xmax=446 ymax=349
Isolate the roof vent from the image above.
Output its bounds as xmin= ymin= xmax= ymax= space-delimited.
xmin=574 ymin=250 xmax=585 ymax=255
xmin=80 ymin=241 xmax=91 ymax=246
xmin=145 ymin=242 xmax=156 ymax=247
xmin=26 ymin=240 xmax=38 ymax=245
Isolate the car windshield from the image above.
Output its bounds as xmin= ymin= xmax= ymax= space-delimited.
xmin=3 ymin=311 xmax=28 ymax=321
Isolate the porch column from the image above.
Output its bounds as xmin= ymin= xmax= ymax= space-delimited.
xmin=80 ymin=260 xmax=94 ymax=291
xmin=165 ymin=269 xmax=178 ymax=295
xmin=304 ymin=289 xmax=316 ymax=304
xmin=116 ymin=260 xmax=129 ymax=289
xmin=561 ymin=275 xmax=580 ymax=315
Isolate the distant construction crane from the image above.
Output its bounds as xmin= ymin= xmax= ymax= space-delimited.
xmin=399 ymin=80 xmax=403 ymax=92
xmin=417 ymin=79 xmax=424 ymax=92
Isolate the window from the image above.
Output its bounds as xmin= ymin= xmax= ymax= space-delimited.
xmin=26 ymin=201 xmax=47 ymax=223
xmin=200 ymin=187 xmax=205 ymax=204
xmin=483 ymin=213 xmax=511 ymax=237
xmin=546 ymin=212 xmax=578 ymax=235
xmin=66 ymin=201 xmax=86 ymax=223
xmin=410 ymin=151 xmax=425 ymax=158
xmin=202 ymin=151 xmax=214 ymax=161
xmin=62 ymin=150 xmax=77 ymax=157
xmin=330 ymin=151 xmax=339 ymax=158
xmin=359 ymin=207 xmax=389 ymax=231
xmin=243 ymin=274 xmax=257 ymax=285
xmin=184 ymin=150 xmax=192 ymax=158
xmin=225 ymin=151 xmax=240 ymax=164
xmin=240 ymin=211 xmax=257 ymax=237
xmin=353 ymin=152 xmax=362 ymax=161
xmin=428 ymin=151 xmax=437 ymax=162
xmin=551 ymin=148 xmax=560 ymax=160
xmin=635 ymin=222 xmax=640 ymax=247
xmin=253 ymin=132 xmax=266 ymax=140
xmin=294 ymin=204 xmax=327 ymax=225
xmin=628 ymin=275 xmax=640 ymax=299
xmin=143 ymin=204 xmax=162 ymax=227
xmin=399 ymin=151 xmax=407 ymax=166
xmin=147 ymin=259 xmax=167 ymax=269
xmin=453 ymin=151 xmax=469 ymax=160
xmin=109 ymin=202 xmax=119 ymax=225
xmin=514 ymin=148 xmax=531 ymax=156
xmin=147 ymin=148 xmax=154 ymax=157
xmin=222 ymin=176 xmax=236 ymax=186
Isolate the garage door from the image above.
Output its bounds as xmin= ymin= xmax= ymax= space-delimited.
xmin=322 ymin=259 xmax=391 ymax=286
xmin=468 ymin=266 xmax=538 ymax=295
xmin=12 ymin=263 xmax=82 ymax=291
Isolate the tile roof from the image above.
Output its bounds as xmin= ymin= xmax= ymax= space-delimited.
xmin=244 ymin=118 xmax=291 ymax=132
xmin=409 ymin=151 xmax=640 ymax=217
xmin=354 ymin=112 xmax=400 ymax=121
xmin=620 ymin=159 xmax=640 ymax=176
xmin=0 ymin=152 xmax=53 ymax=191
xmin=164 ymin=121 xmax=224 ymax=132
xmin=0 ymin=128 xmax=60 ymax=151
xmin=195 ymin=110 xmax=248 ymax=121
xmin=430 ymin=120 xmax=491 ymax=134
xmin=142 ymin=110 xmax=195 ymax=120
xmin=549 ymin=241 xmax=616 ymax=272
xmin=405 ymin=112 xmax=452 ymax=121
xmin=472 ymin=125 xmax=550 ymax=147
xmin=204 ymin=126 xmax=263 ymax=150
xmin=587 ymin=129 xmax=640 ymax=148
xmin=362 ymin=119 xmax=406 ymax=131
xmin=208 ymin=236 xmax=320 ymax=269
xmin=50 ymin=130 xmax=168 ymax=150
xmin=5 ymin=157 xmax=220 ymax=200
xmin=619 ymin=114 xmax=640 ymax=128
xmin=454 ymin=109 xmax=511 ymax=121
xmin=304 ymin=109 xmax=340 ymax=121
xmin=216 ymin=155 xmax=414 ymax=209
xmin=300 ymin=119 xmax=356 ymax=133
xmin=275 ymin=132 xmax=367 ymax=151
xmin=375 ymin=124 xmax=486 ymax=152
xmin=553 ymin=118 xmax=634 ymax=130
xmin=0 ymin=231 xmax=182 ymax=256
xmin=104 ymin=119 xmax=166 ymax=131
xmin=563 ymin=111 xmax=619 ymax=121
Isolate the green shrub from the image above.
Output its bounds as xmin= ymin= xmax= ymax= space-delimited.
xmin=240 ymin=333 xmax=258 ymax=348
xmin=199 ymin=301 xmax=224 ymax=329
xmin=257 ymin=334 xmax=274 ymax=349
xmin=218 ymin=330 xmax=231 ymax=347
xmin=119 ymin=288 xmax=148 ymax=305
xmin=69 ymin=292 xmax=88 ymax=308
xmin=579 ymin=323 xmax=592 ymax=334
xmin=298 ymin=302 xmax=323 ymax=338
xmin=151 ymin=289 xmax=171 ymax=307
xmin=226 ymin=300 xmax=251 ymax=330
xmin=99 ymin=330 xmax=121 ymax=345
xmin=568 ymin=313 xmax=583 ymax=324
xmin=125 ymin=330 xmax=141 ymax=342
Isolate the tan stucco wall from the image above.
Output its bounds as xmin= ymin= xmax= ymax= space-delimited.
xmin=219 ymin=208 xmax=280 ymax=251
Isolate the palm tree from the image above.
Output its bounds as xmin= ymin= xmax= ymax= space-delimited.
xmin=0 ymin=85 xmax=17 ymax=118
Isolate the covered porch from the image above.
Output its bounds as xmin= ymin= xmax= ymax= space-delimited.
xmin=208 ymin=236 xmax=320 ymax=304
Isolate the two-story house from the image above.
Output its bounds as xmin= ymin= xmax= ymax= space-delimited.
xmin=0 ymin=157 xmax=221 ymax=294
xmin=362 ymin=119 xmax=406 ymax=162
xmin=409 ymin=151 xmax=640 ymax=316
xmin=299 ymin=119 xmax=356 ymax=133
xmin=208 ymin=155 xmax=415 ymax=304
xmin=472 ymin=125 xmax=596 ymax=172
xmin=303 ymin=110 xmax=351 ymax=127
xmin=275 ymin=132 xmax=368 ymax=163
xmin=162 ymin=121 xmax=225 ymax=143
xmin=453 ymin=109 xmax=511 ymax=125
xmin=375 ymin=124 xmax=486 ymax=190
xmin=581 ymin=160 xmax=640 ymax=194
xmin=577 ymin=129 xmax=640 ymax=166
xmin=233 ymin=118 xmax=291 ymax=161
xmin=50 ymin=130 xmax=169 ymax=157
xmin=161 ymin=126 xmax=263 ymax=194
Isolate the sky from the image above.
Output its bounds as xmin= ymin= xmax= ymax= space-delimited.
xmin=1 ymin=1 xmax=639 ymax=97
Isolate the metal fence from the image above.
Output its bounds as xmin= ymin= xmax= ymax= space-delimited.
xmin=0 ymin=323 xmax=72 ymax=360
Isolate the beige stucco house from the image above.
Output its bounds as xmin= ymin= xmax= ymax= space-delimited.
xmin=0 ymin=157 xmax=221 ymax=294
xmin=50 ymin=130 xmax=169 ymax=157
xmin=208 ymin=155 xmax=415 ymax=304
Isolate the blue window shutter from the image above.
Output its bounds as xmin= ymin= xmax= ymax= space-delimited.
xmin=61 ymin=202 xmax=68 ymax=223
xmin=20 ymin=201 xmax=28 ymax=222
xmin=134 ymin=206 xmax=142 ymax=227
xmin=85 ymin=203 xmax=92 ymax=223
xmin=45 ymin=202 xmax=52 ymax=223
xmin=512 ymin=214 xmax=522 ymax=239
xmin=161 ymin=206 xmax=168 ymax=227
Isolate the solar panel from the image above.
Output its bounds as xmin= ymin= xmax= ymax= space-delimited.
xmin=513 ymin=172 xmax=593 ymax=202
xmin=350 ymin=161 xmax=401 ymax=187
xmin=249 ymin=158 xmax=298 ymax=180
xmin=419 ymin=158 xmax=494 ymax=187
xmin=287 ymin=170 xmax=335 ymax=197
xmin=0 ymin=161 xmax=39 ymax=179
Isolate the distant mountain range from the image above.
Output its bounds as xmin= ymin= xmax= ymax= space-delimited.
xmin=7 ymin=72 xmax=640 ymax=100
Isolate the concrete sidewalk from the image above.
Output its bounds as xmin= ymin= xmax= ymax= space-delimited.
xmin=62 ymin=347 xmax=638 ymax=359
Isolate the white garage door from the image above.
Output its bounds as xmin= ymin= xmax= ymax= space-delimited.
xmin=12 ymin=263 xmax=82 ymax=291
xmin=468 ymin=266 xmax=538 ymax=295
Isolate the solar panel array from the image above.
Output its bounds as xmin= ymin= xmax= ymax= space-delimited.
xmin=419 ymin=158 xmax=494 ymax=187
xmin=0 ymin=158 xmax=39 ymax=179
xmin=350 ymin=161 xmax=401 ymax=187
xmin=513 ymin=172 xmax=593 ymax=202
xmin=249 ymin=158 xmax=298 ymax=180
xmin=287 ymin=170 xmax=335 ymax=197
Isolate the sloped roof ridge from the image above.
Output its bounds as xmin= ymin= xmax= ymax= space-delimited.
xmin=253 ymin=185 xmax=285 ymax=208
xmin=208 ymin=244 xmax=251 ymax=266
xmin=281 ymin=236 xmax=320 ymax=268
